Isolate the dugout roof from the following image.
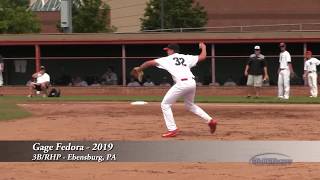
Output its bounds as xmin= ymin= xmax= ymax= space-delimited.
xmin=1 ymin=31 xmax=320 ymax=45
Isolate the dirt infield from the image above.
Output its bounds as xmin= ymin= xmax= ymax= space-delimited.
xmin=1 ymin=162 xmax=320 ymax=180
xmin=1 ymin=102 xmax=319 ymax=140
xmin=1 ymin=102 xmax=320 ymax=179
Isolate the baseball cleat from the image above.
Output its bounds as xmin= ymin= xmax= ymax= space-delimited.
xmin=162 ymin=129 xmax=178 ymax=138
xmin=208 ymin=119 xmax=217 ymax=134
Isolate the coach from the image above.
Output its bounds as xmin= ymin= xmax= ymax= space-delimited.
xmin=244 ymin=46 xmax=269 ymax=98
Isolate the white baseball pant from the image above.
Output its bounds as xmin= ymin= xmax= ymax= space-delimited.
xmin=308 ymin=72 xmax=318 ymax=97
xmin=0 ymin=72 xmax=3 ymax=86
xmin=278 ymin=69 xmax=290 ymax=99
xmin=161 ymin=79 xmax=212 ymax=131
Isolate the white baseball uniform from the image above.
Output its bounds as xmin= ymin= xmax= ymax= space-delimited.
xmin=155 ymin=53 xmax=212 ymax=131
xmin=304 ymin=57 xmax=320 ymax=97
xmin=0 ymin=55 xmax=4 ymax=86
xmin=36 ymin=73 xmax=50 ymax=84
xmin=278 ymin=50 xmax=291 ymax=99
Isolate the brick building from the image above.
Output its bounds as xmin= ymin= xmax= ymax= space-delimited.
xmin=29 ymin=0 xmax=320 ymax=33
xmin=107 ymin=0 xmax=320 ymax=32
xmin=200 ymin=0 xmax=320 ymax=27
xmin=105 ymin=0 xmax=148 ymax=33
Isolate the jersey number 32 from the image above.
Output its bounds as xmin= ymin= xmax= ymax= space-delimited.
xmin=173 ymin=57 xmax=186 ymax=66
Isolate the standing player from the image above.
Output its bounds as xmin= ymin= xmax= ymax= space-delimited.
xmin=244 ymin=46 xmax=269 ymax=98
xmin=303 ymin=51 xmax=320 ymax=98
xmin=0 ymin=54 xmax=3 ymax=96
xmin=0 ymin=54 xmax=4 ymax=87
xmin=278 ymin=42 xmax=294 ymax=100
xmin=132 ymin=43 xmax=217 ymax=137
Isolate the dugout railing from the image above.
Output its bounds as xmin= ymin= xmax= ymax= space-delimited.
xmin=2 ymin=54 xmax=316 ymax=86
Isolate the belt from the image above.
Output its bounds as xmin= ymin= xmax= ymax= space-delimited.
xmin=280 ymin=68 xmax=287 ymax=70
xmin=181 ymin=77 xmax=195 ymax=81
xmin=308 ymin=71 xmax=316 ymax=73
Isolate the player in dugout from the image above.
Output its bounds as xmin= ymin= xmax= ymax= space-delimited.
xmin=28 ymin=66 xmax=50 ymax=98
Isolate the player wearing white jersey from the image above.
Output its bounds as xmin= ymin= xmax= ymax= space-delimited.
xmin=28 ymin=66 xmax=50 ymax=98
xmin=0 ymin=55 xmax=4 ymax=87
xmin=303 ymin=51 xmax=320 ymax=98
xmin=134 ymin=43 xmax=217 ymax=137
xmin=278 ymin=42 xmax=294 ymax=100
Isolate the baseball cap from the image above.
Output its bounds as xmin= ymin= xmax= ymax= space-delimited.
xmin=40 ymin=66 xmax=45 ymax=70
xmin=279 ymin=42 xmax=286 ymax=47
xmin=254 ymin=46 xmax=260 ymax=50
xmin=163 ymin=44 xmax=180 ymax=52
xmin=305 ymin=50 xmax=312 ymax=55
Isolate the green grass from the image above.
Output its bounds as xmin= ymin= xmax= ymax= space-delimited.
xmin=0 ymin=99 xmax=31 ymax=121
xmin=1 ymin=95 xmax=320 ymax=121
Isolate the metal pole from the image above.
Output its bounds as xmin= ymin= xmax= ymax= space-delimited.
xmin=122 ymin=44 xmax=126 ymax=86
xmin=211 ymin=44 xmax=216 ymax=84
xmin=160 ymin=0 xmax=164 ymax=31
xmin=61 ymin=0 xmax=72 ymax=33
xmin=68 ymin=0 xmax=73 ymax=33
xmin=35 ymin=44 xmax=41 ymax=72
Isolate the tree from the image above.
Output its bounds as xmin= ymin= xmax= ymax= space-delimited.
xmin=141 ymin=0 xmax=208 ymax=31
xmin=0 ymin=0 xmax=40 ymax=33
xmin=0 ymin=0 xmax=29 ymax=7
xmin=72 ymin=0 xmax=115 ymax=33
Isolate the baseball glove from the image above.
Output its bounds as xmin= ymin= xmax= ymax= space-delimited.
xmin=131 ymin=67 xmax=144 ymax=82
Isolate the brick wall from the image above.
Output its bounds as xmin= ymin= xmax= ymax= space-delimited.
xmin=197 ymin=0 xmax=320 ymax=28
xmin=36 ymin=12 xmax=60 ymax=33
xmin=105 ymin=0 xmax=148 ymax=32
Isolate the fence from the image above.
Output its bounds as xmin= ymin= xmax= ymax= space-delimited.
xmin=142 ymin=23 xmax=320 ymax=33
xmin=2 ymin=54 xmax=315 ymax=86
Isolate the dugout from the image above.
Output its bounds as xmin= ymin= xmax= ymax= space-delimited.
xmin=0 ymin=32 xmax=320 ymax=86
